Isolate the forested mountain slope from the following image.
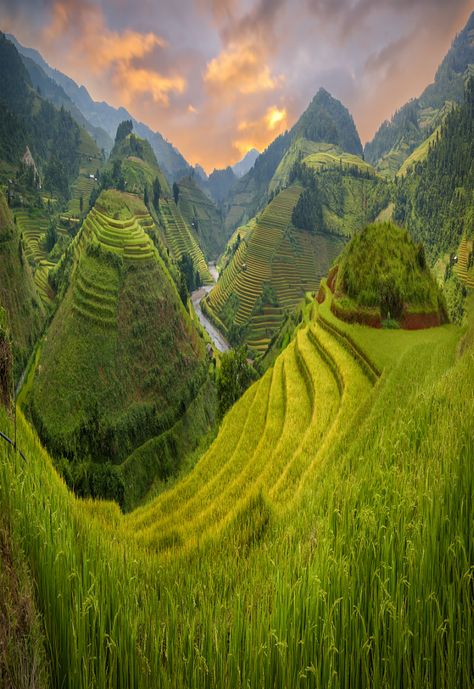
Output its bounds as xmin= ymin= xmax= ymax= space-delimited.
xmin=223 ymin=88 xmax=363 ymax=233
xmin=394 ymin=78 xmax=474 ymax=261
xmin=8 ymin=33 xmax=191 ymax=179
xmin=365 ymin=11 xmax=474 ymax=175
xmin=176 ymin=175 xmax=226 ymax=261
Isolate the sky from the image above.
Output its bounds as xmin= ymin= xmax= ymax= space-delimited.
xmin=0 ymin=0 xmax=472 ymax=171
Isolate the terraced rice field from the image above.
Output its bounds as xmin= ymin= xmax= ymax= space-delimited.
xmin=159 ymin=198 xmax=213 ymax=283
xmin=1 ymin=285 xmax=469 ymax=689
xmin=58 ymin=201 xmax=159 ymax=327
xmin=455 ymin=236 xmax=474 ymax=288
xmin=67 ymin=174 xmax=97 ymax=217
xmin=75 ymin=204 xmax=156 ymax=261
xmin=94 ymin=293 xmax=377 ymax=552
xmin=15 ymin=209 xmax=56 ymax=304
xmin=303 ymin=144 xmax=375 ymax=174
xmin=206 ymin=184 xmax=344 ymax=352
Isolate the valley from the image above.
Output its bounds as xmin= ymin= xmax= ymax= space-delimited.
xmin=0 ymin=10 xmax=473 ymax=689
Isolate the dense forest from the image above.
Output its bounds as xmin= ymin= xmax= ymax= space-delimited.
xmin=394 ymin=78 xmax=474 ymax=259
xmin=0 ymin=32 xmax=82 ymax=197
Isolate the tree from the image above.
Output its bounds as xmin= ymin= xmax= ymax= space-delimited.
xmin=115 ymin=119 xmax=133 ymax=144
xmin=44 ymin=154 xmax=68 ymax=198
xmin=173 ymin=182 xmax=180 ymax=204
xmin=89 ymin=186 xmax=99 ymax=210
xmin=217 ymin=348 xmax=256 ymax=419
xmin=79 ymin=194 xmax=84 ymax=214
xmin=178 ymin=253 xmax=196 ymax=293
xmin=112 ymin=159 xmax=125 ymax=191
xmin=144 ymin=185 xmax=149 ymax=207
xmin=44 ymin=219 xmax=58 ymax=253
xmin=153 ymin=177 xmax=161 ymax=207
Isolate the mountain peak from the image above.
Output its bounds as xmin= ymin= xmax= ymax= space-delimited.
xmin=232 ymin=148 xmax=260 ymax=177
xmin=292 ymin=88 xmax=363 ymax=156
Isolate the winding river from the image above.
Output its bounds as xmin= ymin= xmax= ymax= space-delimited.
xmin=191 ymin=263 xmax=230 ymax=353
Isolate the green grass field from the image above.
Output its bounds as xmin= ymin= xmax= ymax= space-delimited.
xmin=0 ymin=285 xmax=472 ymax=688
xmin=397 ymin=127 xmax=441 ymax=177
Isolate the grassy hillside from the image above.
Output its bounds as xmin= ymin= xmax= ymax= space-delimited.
xmin=205 ymin=184 xmax=344 ymax=352
xmin=270 ymin=140 xmax=375 ymax=194
xmin=0 ymin=192 xmax=45 ymax=376
xmin=368 ymin=102 xmax=453 ymax=177
xmin=109 ymin=132 xmax=170 ymax=196
xmin=314 ymin=168 xmax=389 ymax=238
xmin=176 ymin=176 xmax=226 ymax=260
xmin=0 ymin=283 xmax=471 ymax=688
xmin=66 ymin=127 xmax=104 ymax=217
xmin=223 ymin=89 xmax=364 ymax=234
xmin=396 ymin=126 xmax=441 ymax=177
xmin=25 ymin=190 xmax=210 ymax=488
xmin=332 ymin=222 xmax=446 ymax=327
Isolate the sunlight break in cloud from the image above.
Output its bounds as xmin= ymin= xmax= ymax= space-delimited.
xmin=234 ymin=105 xmax=288 ymax=156
xmin=266 ymin=106 xmax=286 ymax=130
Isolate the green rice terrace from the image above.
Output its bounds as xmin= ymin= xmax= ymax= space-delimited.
xmin=177 ymin=176 xmax=227 ymax=261
xmin=455 ymin=236 xmax=474 ymax=289
xmin=23 ymin=189 xmax=209 ymax=492
xmin=159 ymin=196 xmax=213 ymax=284
xmin=1 ymin=280 xmax=472 ymax=688
xmin=14 ymin=207 xmax=71 ymax=305
xmin=0 ymin=15 xmax=474 ymax=689
xmin=0 ymin=192 xmax=45 ymax=375
xmin=205 ymin=184 xmax=345 ymax=352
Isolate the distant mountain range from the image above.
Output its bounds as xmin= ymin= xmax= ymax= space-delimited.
xmin=7 ymin=33 xmax=192 ymax=181
xmin=232 ymin=148 xmax=260 ymax=177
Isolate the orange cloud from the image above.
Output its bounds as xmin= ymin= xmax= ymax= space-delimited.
xmin=43 ymin=2 xmax=165 ymax=71
xmin=204 ymin=42 xmax=283 ymax=96
xmin=233 ymin=105 xmax=288 ymax=156
xmin=114 ymin=64 xmax=185 ymax=107
xmin=40 ymin=0 xmax=185 ymax=107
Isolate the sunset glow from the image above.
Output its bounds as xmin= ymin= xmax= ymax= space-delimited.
xmin=0 ymin=0 xmax=472 ymax=170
